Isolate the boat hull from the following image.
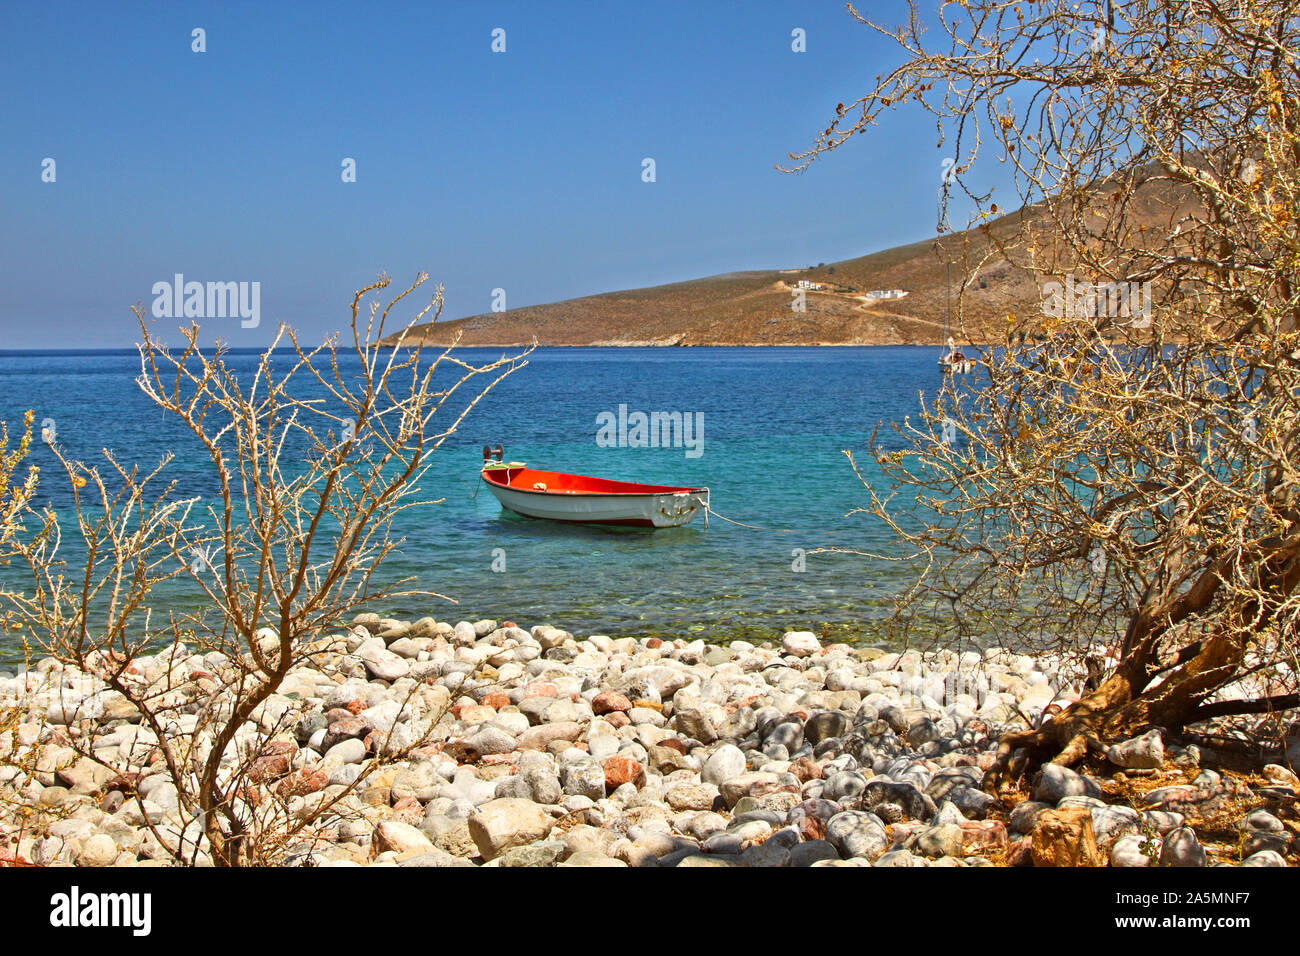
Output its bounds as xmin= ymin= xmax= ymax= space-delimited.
xmin=481 ymin=465 xmax=707 ymax=528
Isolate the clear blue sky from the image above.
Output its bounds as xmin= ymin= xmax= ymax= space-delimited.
xmin=0 ymin=0 xmax=994 ymax=348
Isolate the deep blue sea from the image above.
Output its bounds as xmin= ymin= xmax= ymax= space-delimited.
xmin=0 ymin=346 xmax=952 ymax=662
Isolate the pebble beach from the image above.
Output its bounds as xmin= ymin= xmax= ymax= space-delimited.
xmin=1 ymin=615 xmax=1297 ymax=868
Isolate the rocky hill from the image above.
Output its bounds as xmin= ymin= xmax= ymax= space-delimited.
xmin=384 ymin=173 xmax=1190 ymax=348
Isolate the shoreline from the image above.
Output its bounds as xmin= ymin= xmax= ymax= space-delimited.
xmin=1 ymin=614 xmax=1295 ymax=867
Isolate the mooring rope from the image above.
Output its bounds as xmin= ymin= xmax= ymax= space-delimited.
xmin=703 ymin=499 xmax=797 ymax=533
xmin=701 ymin=491 xmax=849 ymax=537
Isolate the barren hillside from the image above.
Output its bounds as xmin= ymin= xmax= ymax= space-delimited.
xmin=384 ymin=172 xmax=1192 ymax=348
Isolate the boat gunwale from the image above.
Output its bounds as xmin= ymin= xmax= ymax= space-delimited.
xmin=481 ymin=467 xmax=705 ymax=499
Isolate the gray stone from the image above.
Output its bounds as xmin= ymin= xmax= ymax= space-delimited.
xmin=1158 ymin=826 xmax=1206 ymax=867
xmin=825 ymin=810 xmax=888 ymax=860
xmin=673 ymin=853 xmax=740 ymax=867
xmin=1111 ymin=833 xmax=1158 ymax=867
xmin=1091 ymin=804 xmax=1140 ymax=843
xmin=1139 ymin=809 xmax=1184 ymax=834
xmin=1106 ymin=729 xmax=1165 ymax=769
xmin=718 ymin=772 xmax=780 ymax=808
xmin=905 ymin=717 xmax=941 ymax=748
xmin=823 ymin=770 xmax=869 ymax=802
xmin=805 ymin=712 xmax=849 ymax=746
xmin=674 ymin=706 xmax=719 ymax=744
xmin=1008 ymin=800 xmax=1050 ymax=834
xmin=873 ymin=848 xmax=922 ymax=867
xmin=516 ymin=767 xmax=562 ymax=805
xmin=926 ymin=766 xmax=983 ymax=801
xmin=561 ymin=762 xmax=606 ymax=800
xmin=858 ymin=778 xmax=936 ymax=820
xmin=701 ymin=744 xmax=747 ymax=785
xmin=1033 ymin=764 xmax=1102 ymax=803
xmin=1240 ymin=849 xmax=1287 ymax=867
xmin=1240 ymin=808 xmax=1292 ymax=855
xmin=325 ymin=738 xmax=367 ymax=765
xmin=739 ymin=840 xmax=791 ymax=868
xmin=947 ymin=786 xmax=996 ymax=820
xmin=396 ymin=849 xmax=472 ymax=867
xmin=913 ymin=823 xmax=964 ymax=859
xmin=356 ymin=643 xmax=409 ymax=682
xmin=931 ymin=801 xmax=966 ymax=827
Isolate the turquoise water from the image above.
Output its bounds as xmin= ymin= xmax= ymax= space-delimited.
xmin=0 ymin=346 xmax=949 ymax=660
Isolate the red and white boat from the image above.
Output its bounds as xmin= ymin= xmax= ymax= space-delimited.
xmin=480 ymin=457 xmax=709 ymax=528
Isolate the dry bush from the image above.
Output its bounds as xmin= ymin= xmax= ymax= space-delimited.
xmin=0 ymin=273 xmax=530 ymax=864
xmin=790 ymin=1 xmax=1300 ymax=786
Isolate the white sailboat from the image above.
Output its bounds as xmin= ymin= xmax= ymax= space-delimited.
xmin=939 ymin=336 xmax=975 ymax=375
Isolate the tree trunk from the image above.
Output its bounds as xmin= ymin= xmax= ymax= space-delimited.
xmin=984 ymin=632 xmax=1246 ymax=791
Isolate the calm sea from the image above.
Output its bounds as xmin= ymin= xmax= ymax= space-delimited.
xmin=0 ymin=346 xmax=953 ymax=663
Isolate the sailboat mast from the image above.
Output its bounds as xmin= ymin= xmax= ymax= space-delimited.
xmin=945 ymin=261 xmax=951 ymax=344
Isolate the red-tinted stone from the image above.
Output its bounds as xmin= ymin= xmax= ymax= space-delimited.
xmin=323 ymin=716 xmax=372 ymax=751
xmin=346 ymin=698 xmax=365 ymax=715
xmin=604 ymin=755 xmax=646 ymax=790
xmin=330 ymin=715 xmax=371 ymax=736
xmin=275 ymin=768 xmax=329 ymax=798
xmin=391 ymin=795 xmax=424 ymax=826
xmin=794 ymin=814 xmax=824 ymax=841
xmin=960 ymin=820 xmax=1008 ymax=853
xmin=646 ymin=638 xmax=662 ymax=649
xmin=605 ymin=712 xmax=631 ymax=729
xmin=657 ymin=737 xmax=688 ymax=755
xmin=1007 ymin=836 xmax=1034 ymax=867
xmin=592 ymin=692 xmax=632 ymax=715
xmin=481 ymin=692 xmax=511 ymax=710
xmin=249 ymin=754 xmax=292 ymax=784
xmin=790 ymin=757 xmax=823 ymax=783
xmin=751 ymin=781 xmax=800 ymax=801
xmin=525 ymin=681 xmax=560 ymax=698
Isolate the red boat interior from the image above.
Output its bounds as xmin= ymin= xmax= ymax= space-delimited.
xmin=483 ymin=466 xmax=702 ymax=496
